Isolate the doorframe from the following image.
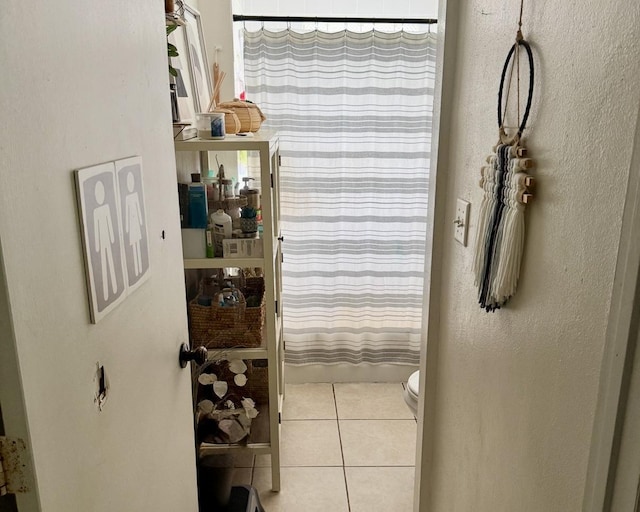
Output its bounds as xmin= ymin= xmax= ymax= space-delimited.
xmin=0 ymin=241 xmax=40 ymax=511
xmin=582 ymin=103 xmax=640 ymax=511
xmin=413 ymin=0 xmax=459 ymax=509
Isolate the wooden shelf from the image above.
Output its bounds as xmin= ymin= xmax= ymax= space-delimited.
xmin=179 ymin=130 xmax=283 ymax=492
xmin=199 ymin=442 xmax=271 ymax=456
xmin=205 ymin=346 xmax=268 ymax=361
xmin=174 ymin=130 xmax=278 ymax=152
xmin=184 ymin=257 xmax=264 ymax=269
xmin=184 ymin=233 xmax=280 ymax=269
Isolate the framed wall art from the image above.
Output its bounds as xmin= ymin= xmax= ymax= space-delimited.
xmin=75 ymin=157 xmax=151 ymax=323
xmin=168 ymin=24 xmax=197 ymax=123
xmin=183 ymin=4 xmax=213 ymax=113
xmin=76 ymin=162 xmax=128 ymax=323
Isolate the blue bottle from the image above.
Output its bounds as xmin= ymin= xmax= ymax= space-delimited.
xmin=188 ymin=173 xmax=208 ymax=229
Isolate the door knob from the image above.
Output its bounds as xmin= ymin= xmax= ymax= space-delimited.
xmin=179 ymin=343 xmax=208 ymax=368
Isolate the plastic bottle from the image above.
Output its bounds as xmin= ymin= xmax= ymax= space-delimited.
xmin=202 ymin=170 xmax=218 ymax=210
xmin=188 ymin=173 xmax=208 ymax=229
xmin=205 ymin=229 xmax=215 ymax=258
xmin=210 ymin=209 xmax=232 ymax=256
xmin=240 ymin=177 xmax=260 ymax=210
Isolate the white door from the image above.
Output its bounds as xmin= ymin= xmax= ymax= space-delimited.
xmin=609 ymin=319 xmax=640 ymax=510
xmin=0 ymin=1 xmax=199 ymax=510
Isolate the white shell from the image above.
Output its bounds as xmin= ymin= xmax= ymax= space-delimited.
xmin=198 ymin=400 xmax=214 ymax=414
xmin=241 ymin=397 xmax=255 ymax=410
xmin=213 ymin=381 xmax=229 ymax=399
xmin=234 ymin=374 xmax=248 ymax=387
xmin=198 ymin=373 xmax=217 ymax=385
xmin=241 ymin=397 xmax=259 ymax=419
xmin=228 ymin=360 xmax=248 ymax=374
xmin=238 ymin=414 xmax=252 ymax=429
xmin=218 ymin=419 xmax=247 ymax=443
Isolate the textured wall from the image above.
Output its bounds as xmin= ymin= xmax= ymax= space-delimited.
xmin=424 ymin=0 xmax=640 ymax=510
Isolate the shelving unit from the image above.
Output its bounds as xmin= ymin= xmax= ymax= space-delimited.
xmin=175 ymin=130 xmax=284 ymax=491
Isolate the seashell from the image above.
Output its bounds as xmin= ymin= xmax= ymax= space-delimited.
xmin=228 ymin=360 xmax=248 ymax=374
xmin=213 ymin=381 xmax=229 ymax=399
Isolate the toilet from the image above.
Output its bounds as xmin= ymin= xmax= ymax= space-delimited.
xmin=403 ymin=370 xmax=420 ymax=416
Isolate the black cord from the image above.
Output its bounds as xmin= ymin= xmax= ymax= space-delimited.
xmin=497 ymin=39 xmax=534 ymax=138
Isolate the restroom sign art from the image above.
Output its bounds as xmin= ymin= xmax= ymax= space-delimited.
xmin=76 ymin=157 xmax=150 ymax=323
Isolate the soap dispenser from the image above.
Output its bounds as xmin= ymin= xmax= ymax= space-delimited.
xmin=239 ymin=177 xmax=260 ymax=210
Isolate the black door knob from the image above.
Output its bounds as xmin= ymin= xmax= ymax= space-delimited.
xmin=277 ymin=236 xmax=284 ymax=242
xmin=179 ymin=343 xmax=208 ymax=368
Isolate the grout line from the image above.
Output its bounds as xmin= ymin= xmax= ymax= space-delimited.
xmin=333 ymin=383 xmax=351 ymax=512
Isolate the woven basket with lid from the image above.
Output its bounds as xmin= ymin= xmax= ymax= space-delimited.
xmin=213 ymin=108 xmax=241 ymax=135
xmin=217 ymin=99 xmax=266 ymax=133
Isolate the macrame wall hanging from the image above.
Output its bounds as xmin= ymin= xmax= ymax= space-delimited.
xmin=473 ymin=0 xmax=537 ymax=312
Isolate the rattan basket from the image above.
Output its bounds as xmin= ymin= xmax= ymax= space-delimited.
xmin=213 ymin=108 xmax=241 ymax=135
xmin=217 ymin=99 xmax=266 ymax=133
xmin=188 ymin=277 xmax=266 ymax=349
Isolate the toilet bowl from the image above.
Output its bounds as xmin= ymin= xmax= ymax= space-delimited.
xmin=403 ymin=370 xmax=420 ymax=416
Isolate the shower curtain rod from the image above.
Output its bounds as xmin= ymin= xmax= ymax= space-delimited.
xmin=233 ymin=15 xmax=438 ymax=25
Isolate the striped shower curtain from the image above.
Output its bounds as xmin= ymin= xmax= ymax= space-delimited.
xmin=243 ymin=28 xmax=436 ymax=365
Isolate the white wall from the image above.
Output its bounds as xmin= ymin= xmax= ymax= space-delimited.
xmin=199 ymin=1 xmax=236 ymax=103
xmin=420 ymin=0 xmax=640 ymax=510
xmin=0 ymin=1 xmax=198 ymax=510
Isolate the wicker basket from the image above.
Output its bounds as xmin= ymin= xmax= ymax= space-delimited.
xmin=213 ymin=108 xmax=241 ymax=135
xmin=188 ymin=277 xmax=265 ymax=349
xmin=217 ymin=99 xmax=266 ymax=133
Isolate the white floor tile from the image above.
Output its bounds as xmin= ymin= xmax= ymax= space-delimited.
xmin=346 ymin=466 xmax=415 ymax=512
xmin=334 ymin=382 xmax=415 ymax=420
xmin=283 ymin=383 xmax=337 ymax=420
xmin=340 ymin=419 xmax=417 ymax=466
xmin=253 ymin=466 xmax=349 ymax=512
xmin=257 ymin=420 xmax=343 ymax=467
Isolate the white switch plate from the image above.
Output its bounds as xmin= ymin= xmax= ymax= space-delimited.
xmin=454 ymin=199 xmax=470 ymax=246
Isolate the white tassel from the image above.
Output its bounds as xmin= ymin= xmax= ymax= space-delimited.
xmin=473 ymin=156 xmax=498 ymax=285
xmin=492 ymin=171 xmax=527 ymax=302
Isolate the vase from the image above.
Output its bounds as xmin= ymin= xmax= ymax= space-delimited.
xmin=240 ymin=218 xmax=258 ymax=234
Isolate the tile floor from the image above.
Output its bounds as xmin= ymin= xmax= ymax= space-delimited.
xmin=230 ymin=382 xmax=417 ymax=512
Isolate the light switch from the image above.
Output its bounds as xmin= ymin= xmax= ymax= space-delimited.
xmin=454 ymin=199 xmax=470 ymax=246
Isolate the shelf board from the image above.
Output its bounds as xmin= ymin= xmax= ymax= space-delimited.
xmin=174 ymin=130 xmax=278 ymax=152
xmin=184 ymin=257 xmax=264 ymax=269
xmin=205 ymin=345 xmax=268 ymax=361
xmin=199 ymin=442 xmax=271 ymax=456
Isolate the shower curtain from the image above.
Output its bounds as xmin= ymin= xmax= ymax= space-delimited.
xmin=243 ymin=27 xmax=436 ymax=365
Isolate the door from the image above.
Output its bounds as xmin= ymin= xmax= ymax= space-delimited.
xmin=0 ymin=1 xmax=199 ymax=510
xmin=609 ymin=318 xmax=640 ymax=510
xmin=0 ymin=404 xmax=18 ymax=512
xmin=582 ymin=103 xmax=640 ymax=511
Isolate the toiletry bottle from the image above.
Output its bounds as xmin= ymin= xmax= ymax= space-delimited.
xmin=205 ymin=229 xmax=215 ymax=258
xmin=210 ymin=209 xmax=232 ymax=256
xmin=188 ymin=173 xmax=208 ymax=229
xmin=202 ymin=170 xmax=218 ymax=213
xmin=240 ymin=177 xmax=261 ymax=211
